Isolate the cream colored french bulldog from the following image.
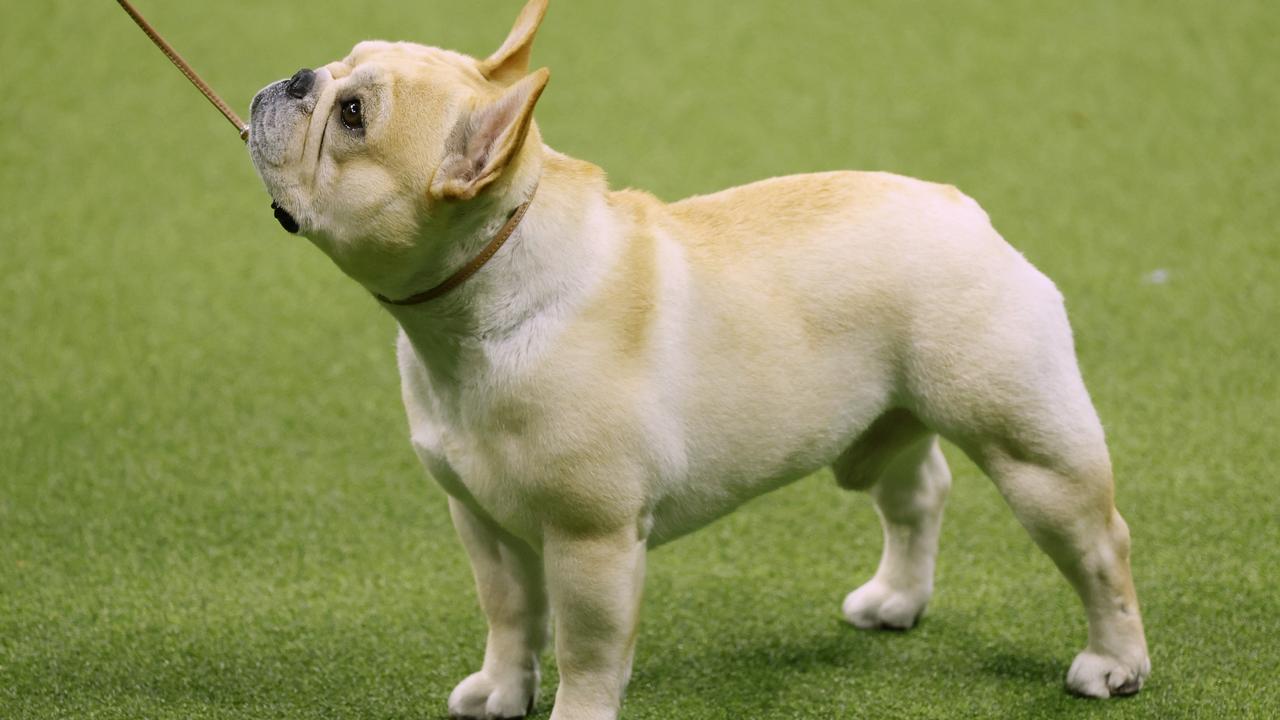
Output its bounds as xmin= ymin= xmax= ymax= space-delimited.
xmin=247 ymin=1 xmax=1150 ymax=717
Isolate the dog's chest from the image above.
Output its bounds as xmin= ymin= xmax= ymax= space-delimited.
xmin=403 ymin=379 xmax=554 ymax=541
xmin=398 ymin=336 xmax=651 ymax=543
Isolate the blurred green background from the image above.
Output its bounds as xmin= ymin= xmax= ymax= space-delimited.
xmin=2 ymin=1 xmax=1277 ymax=718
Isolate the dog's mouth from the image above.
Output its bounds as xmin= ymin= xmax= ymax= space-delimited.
xmin=270 ymin=200 xmax=300 ymax=234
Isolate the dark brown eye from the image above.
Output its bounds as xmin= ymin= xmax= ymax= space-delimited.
xmin=340 ymin=99 xmax=363 ymax=130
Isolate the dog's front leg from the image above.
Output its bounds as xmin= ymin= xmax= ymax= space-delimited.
xmin=544 ymin=525 xmax=646 ymax=720
xmin=448 ymin=497 xmax=549 ymax=720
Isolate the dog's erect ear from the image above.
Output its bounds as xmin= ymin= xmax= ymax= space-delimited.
xmin=479 ymin=0 xmax=549 ymax=84
xmin=431 ymin=68 xmax=550 ymax=201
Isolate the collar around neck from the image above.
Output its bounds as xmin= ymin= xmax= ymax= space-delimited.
xmin=374 ymin=180 xmax=539 ymax=306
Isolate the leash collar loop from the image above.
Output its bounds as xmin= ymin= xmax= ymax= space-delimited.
xmin=375 ymin=181 xmax=538 ymax=306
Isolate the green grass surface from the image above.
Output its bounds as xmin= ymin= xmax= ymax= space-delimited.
xmin=2 ymin=0 xmax=1278 ymax=717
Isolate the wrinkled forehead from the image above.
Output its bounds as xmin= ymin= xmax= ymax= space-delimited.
xmin=323 ymin=41 xmax=485 ymax=86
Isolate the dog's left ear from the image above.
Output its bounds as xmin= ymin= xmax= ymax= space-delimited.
xmin=479 ymin=0 xmax=549 ymax=84
xmin=431 ymin=68 xmax=550 ymax=201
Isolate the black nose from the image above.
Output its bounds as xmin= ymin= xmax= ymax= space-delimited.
xmin=285 ymin=68 xmax=315 ymax=99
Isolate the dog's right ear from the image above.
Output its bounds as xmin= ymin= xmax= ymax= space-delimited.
xmin=431 ymin=68 xmax=550 ymax=202
xmin=479 ymin=0 xmax=549 ymax=84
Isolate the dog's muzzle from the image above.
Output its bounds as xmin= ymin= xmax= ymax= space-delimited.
xmin=249 ymin=69 xmax=319 ymax=235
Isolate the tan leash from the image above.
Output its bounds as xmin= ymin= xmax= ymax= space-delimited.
xmin=115 ymin=0 xmax=249 ymax=142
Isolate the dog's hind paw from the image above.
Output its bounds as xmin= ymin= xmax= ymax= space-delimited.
xmin=841 ymin=579 xmax=929 ymax=630
xmin=1065 ymin=650 xmax=1150 ymax=698
xmin=448 ymin=669 xmax=537 ymax=719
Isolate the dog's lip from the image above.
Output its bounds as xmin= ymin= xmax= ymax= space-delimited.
xmin=270 ymin=199 xmax=300 ymax=234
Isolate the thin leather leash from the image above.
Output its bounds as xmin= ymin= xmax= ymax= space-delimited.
xmin=375 ymin=180 xmax=539 ymax=306
xmin=116 ymin=0 xmax=250 ymax=142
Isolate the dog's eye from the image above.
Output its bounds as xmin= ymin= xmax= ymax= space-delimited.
xmin=340 ymin=99 xmax=363 ymax=130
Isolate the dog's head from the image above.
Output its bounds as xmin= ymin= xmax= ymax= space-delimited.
xmin=247 ymin=0 xmax=549 ymax=297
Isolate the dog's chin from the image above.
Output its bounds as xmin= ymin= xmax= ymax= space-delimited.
xmin=250 ymin=161 xmax=303 ymax=234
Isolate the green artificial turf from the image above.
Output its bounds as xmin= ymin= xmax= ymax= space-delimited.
xmin=2 ymin=0 xmax=1278 ymax=717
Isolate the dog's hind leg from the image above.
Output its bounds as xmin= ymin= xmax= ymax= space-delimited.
xmin=834 ymin=410 xmax=952 ymax=630
xmin=905 ymin=275 xmax=1150 ymax=697
xmin=961 ymin=437 xmax=1150 ymax=697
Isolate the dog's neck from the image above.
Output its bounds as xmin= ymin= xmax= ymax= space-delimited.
xmin=385 ymin=147 xmax=615 ymax=381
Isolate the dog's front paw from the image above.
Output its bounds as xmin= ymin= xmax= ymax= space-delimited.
xmin=1066 ymin=650 xmax=1150 ymax=698
xmin=842 ymin=578 xmax=930 ymax=630
xmin=448 ymin=669 xmax=537 ymax=719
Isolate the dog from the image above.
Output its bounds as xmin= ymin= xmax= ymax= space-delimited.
xmin=246 ymin=1 xmax=1150 ymax=717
